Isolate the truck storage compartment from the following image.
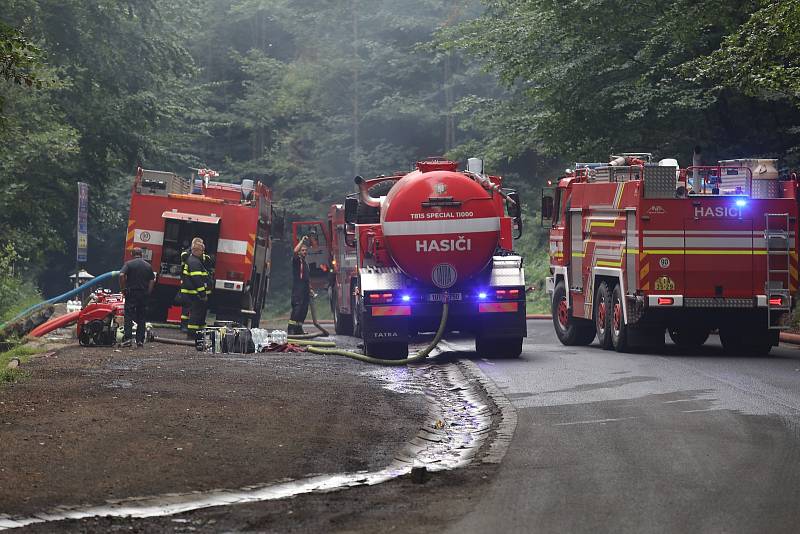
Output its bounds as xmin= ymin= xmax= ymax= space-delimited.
xmin=683 ymin=218 xmax=753 ymax=298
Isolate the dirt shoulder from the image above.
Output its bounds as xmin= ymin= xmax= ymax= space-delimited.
xmin=0 ymin=336 xmax=427 ymax=517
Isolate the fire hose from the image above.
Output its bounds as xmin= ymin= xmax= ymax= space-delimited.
xmin=301 ymin=302 xmax=449 ymax=366
xmin=0 ymin=271 xmax=120 ymax=334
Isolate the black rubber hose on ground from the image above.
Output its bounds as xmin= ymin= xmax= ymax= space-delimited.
xmin=151 ymin=336 xmax=195 ymax=347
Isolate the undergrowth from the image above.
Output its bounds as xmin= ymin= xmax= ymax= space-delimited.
xmin=0 ymin=344 xmax=40 ymax=384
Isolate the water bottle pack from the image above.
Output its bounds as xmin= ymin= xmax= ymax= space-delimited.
xmin=195 ymin=323 xmax=255 ymax=354
xmin=195 ymin=324 xmax=288 ymax=354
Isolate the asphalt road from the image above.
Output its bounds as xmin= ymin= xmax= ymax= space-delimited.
xmin=441 ymin=320 xmax=800 ymax=534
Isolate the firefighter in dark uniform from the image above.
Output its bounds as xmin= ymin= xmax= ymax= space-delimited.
xmin=179 ymin=238 xmax=214 ymax=331
xmin=288 ymin=236 xmax=312 ymax=335
xmin=119 ymin=247 xmax=155 ymax=347
xmin=183 ymin=240 xmax=211 ymax=338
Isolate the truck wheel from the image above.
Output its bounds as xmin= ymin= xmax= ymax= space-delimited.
xmin=595 ymin=281 xmax=613 ymax=350
xmin=351 ymin=293 xmax=362 ymax=338
xmin=332 ymin=287 xmax=353 ymax=335
xmin=668 ymin=327 xmax=709 ymax=349
xmin=552 ymin=280 xmax=596 ymax=346
xmin=476 ymin=336 xmax=523 ymax=358
xmin=720 ymin=327 xmax=774 ymax=356
xmin=610 ymin=284 xmax=628 ymax=352
xmin=334 ymin=305 xmax=353 ymax=335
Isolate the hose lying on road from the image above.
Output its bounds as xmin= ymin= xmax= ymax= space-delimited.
xmin=151 ymin=335 xmax=195 ymax=347
xmin=147 ymin=322 xmax=181 ymax=330
xmin=0 ymin=271 xmax=120 ymax=334
xmin=303 ymin=302 xmax=449 ymax=366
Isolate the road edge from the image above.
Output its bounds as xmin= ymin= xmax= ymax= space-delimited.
xmin=457 ymin=360 xmax=518 ymax=465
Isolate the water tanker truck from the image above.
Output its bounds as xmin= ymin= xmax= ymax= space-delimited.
xmin=324 ymin=157 xmax=527 ymax=358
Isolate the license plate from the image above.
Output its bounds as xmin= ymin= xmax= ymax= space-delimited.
xmin=428 ymin=292 xmax=462 ymax=302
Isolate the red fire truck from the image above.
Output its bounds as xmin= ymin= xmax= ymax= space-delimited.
xmin=543 ymin=154 xmax=797 ymax=355
xmin=124 ymin=167 xmax=281 ymax=327
xmin=301 ymin=158 xmax=527 ymax=358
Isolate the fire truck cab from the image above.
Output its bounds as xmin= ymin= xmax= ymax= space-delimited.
xmin=543 ymin=154 xmax=797 ymax=355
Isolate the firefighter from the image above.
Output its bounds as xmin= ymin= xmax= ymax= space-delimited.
xmin=183 ymin=240 xmax=211 ymax=338
xmin=179 ymin=238 xmax=215 ymax=331
xmin=119 ymin=247 xmax=155 ymax=347
xmin=288 ymin=236 xmax=312 ymax=335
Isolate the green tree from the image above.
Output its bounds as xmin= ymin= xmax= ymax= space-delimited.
xmin=440 ymin=0 xmax=800 ymax=164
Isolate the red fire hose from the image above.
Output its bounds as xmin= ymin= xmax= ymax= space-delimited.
xmin=28 ymin=311 xmax=81 ymax=338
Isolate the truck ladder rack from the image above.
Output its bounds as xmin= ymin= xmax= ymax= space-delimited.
xmin=765 ymin=213 xmax=792 ymax=329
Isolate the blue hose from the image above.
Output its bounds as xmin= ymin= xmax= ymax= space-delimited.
xmin=0 ymin=271 xmax=120 ymax=333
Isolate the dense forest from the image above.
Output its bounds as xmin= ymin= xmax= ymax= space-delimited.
xmin=2 ymin=0 xmax=800 ymax=319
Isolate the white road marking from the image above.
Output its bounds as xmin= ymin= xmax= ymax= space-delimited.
xmin=553 ymin=416 xmax=639 ymax=426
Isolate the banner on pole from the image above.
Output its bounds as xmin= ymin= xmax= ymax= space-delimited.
xmin=77 ymin=182 xmax=88 ymax=263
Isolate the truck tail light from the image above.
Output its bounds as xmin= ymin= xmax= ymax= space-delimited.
xmin=657 ymin=297 xmax=674 ymax=306
xmin=495 ymin=289 xmax=520 ymax=299
xmin=369 ymin=293 xmax=394 ymax=304
xmin=769 ymin=296 xmax=783 ymax=306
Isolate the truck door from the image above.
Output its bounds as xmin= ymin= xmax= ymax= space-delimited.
xmin=292 ymin=220 xmax=331 ymax=289
xmin=570 ymin=210 xmax=583 ymax=290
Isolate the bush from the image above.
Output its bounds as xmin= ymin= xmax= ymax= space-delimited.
xmin=0 ymin=243 xmax=42 ymax=324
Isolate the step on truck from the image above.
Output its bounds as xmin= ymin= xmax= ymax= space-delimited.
xmin=542 ymin=154 xmax=797 ymax=355
xmin=125 ymin=167 xmax=282 ymax=327
xmin=302 ymin=157 xmax=528 ymax=359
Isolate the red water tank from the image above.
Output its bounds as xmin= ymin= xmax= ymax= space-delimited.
xmin=381 ymin=168 xmax=500 ymax=288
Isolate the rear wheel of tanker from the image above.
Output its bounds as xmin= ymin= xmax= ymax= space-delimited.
xmin=476 ymin=336 xmax=523 ymax=358
xmin=595 ymin=281 xmax=613 ymax=350
xmin=610 ymin=284 xmax=629 ymax=353
xmin=668 ymin=327 xmax=709 ymax=349
xmin=552 ymin=280 xmax=596 ymax=346
xmin=720 ymin=326 xmax=774 ymax=356
xmin=332 ymin=287 xmax=353 ymax=335
xmin=351 ymin=293 xmax=362 ymax=338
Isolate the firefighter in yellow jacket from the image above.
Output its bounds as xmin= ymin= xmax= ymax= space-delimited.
xmin=182 ymin=240 xmax=211 ymax=338
xmin=180 ymin=238 xmax=214 ymax=331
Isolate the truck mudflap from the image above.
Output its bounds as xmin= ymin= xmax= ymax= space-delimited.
xmin=361 ymin=306 xmax=409 ymax=344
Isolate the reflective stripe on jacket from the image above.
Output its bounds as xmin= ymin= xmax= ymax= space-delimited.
xmin=181 ymin=254 xmax=209 ymax=295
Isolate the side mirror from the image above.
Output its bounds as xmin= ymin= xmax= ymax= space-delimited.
xmin=504 ymin=190 xmax=523 ymax=239
xmin=272 ymin=207 xmax=286 ymax=239
xmin=344 ymin=223 xmax=356 ymax=248
xmin=344 ymin=196 xmax=358 ymax=225
xmin=505 ymin=190 xmax=521 ymax=218
xmin=541 ymin=188 xmax=554 ymax=227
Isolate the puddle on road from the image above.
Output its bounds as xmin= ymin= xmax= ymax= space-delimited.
xmin=0 ymin=362 xmax=503 ymax=530
xmin=358 ymin=366 xmax=423 ymax=394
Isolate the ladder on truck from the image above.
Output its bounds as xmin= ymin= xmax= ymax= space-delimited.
xmin=765 ymin=213 xmax=792 ymax=330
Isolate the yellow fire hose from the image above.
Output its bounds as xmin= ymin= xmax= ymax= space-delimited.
xmin=302 ymin=302 xmax=449 ymax=366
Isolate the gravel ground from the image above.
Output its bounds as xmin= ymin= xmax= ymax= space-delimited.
xmin=0 ymin=333 xmax=428 ymax=520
